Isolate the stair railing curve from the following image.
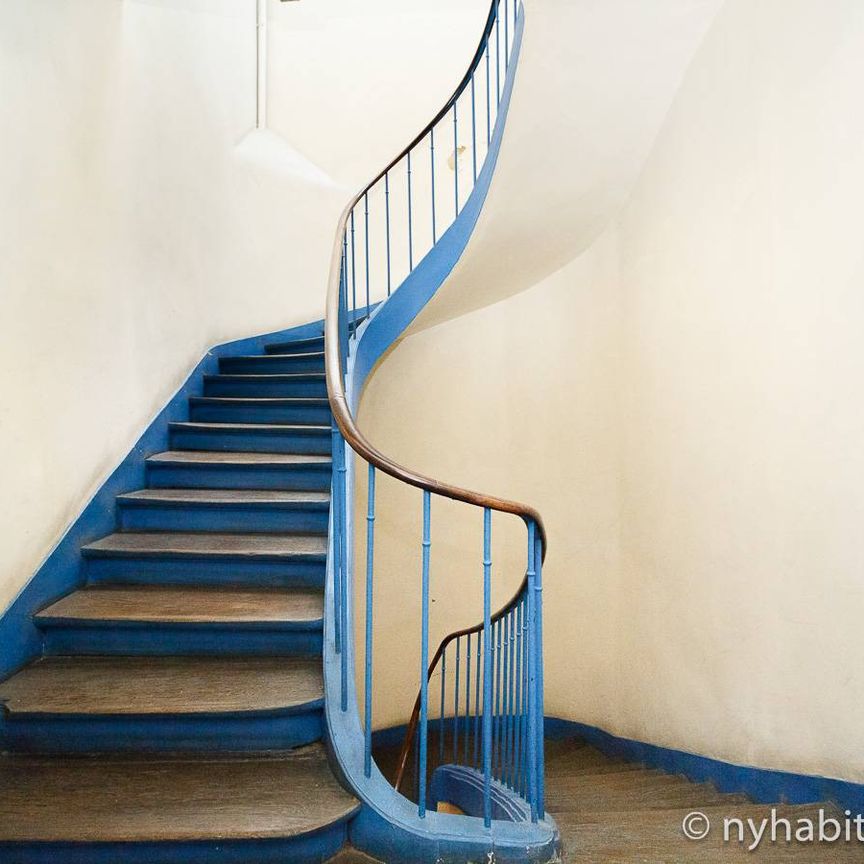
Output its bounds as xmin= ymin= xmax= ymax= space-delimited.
xmin=323 ymin=0 xmax=549 ymax=834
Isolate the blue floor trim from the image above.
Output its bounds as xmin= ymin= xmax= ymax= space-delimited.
xmin=544 ymin=717 xmax=864 ymax=817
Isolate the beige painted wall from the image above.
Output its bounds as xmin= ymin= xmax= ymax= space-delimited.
xmin=357 ymin=0 xmax=864 ymax=782
xmin=0 ymin=0 xmax=487 ymax=614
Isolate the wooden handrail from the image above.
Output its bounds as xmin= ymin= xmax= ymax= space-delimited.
xmin=323 ymin=0 xmax=545 ymax=801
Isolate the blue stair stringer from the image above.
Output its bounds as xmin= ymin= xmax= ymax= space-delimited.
xmin=322 ymin=9 xmax=560 ymax=863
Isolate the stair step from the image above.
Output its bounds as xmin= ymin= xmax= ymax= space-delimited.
xmin=220 ymin=353 xmax=325 ymax=375
xmin=0 ymin=744 xmax=358 ymax=850
xmin=204 ymin=373 xmax=327 ymax=399
xmin=81 ymin=532 xmax=328 ymax=588
xmin=0 ymin=656 xmax=324 ymax=752
xmin=35 ymin=586 xmax=324 ymax=656
xmin=117 ymin=488 xmax=330 ymax=533
xmin=189 ymin=396 xmax=331 ymax=425
xmin=146 ymin=450 xmax=332 ymax=491
xmin=168 ymin=422 xmax=331 ymax=455
xmin=265 ymin=335 xmax=325 ymax=355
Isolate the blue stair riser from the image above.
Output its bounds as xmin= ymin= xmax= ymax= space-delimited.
xmin=0 ymin=705 xmax=323 ymax=754
xmin=84 ymin=555 xmax=326 ymax=588
xmin=265 ymin=336 xmax=325 ymax=355
xmin=118 ymin=502 xmax=330 ymax=534
xmin=38 ymin=621 xmax=323 ymax=658
xmin=0 ymin=822 xmax=352 ymax=864
xmin=147 ymin=463 xmax=332 ymax=491
xmin=204 ymin=376 xmax=327 ymax=398
xmin=189 ymin=400 xmax=332 ymax=426
xmin=169 ymin=427 xmax=331 ymax=455
xmin=219 ymin=356 xmax=325 ymax=375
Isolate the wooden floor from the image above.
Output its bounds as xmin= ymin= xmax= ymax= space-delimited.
xmin=366 ymin=737 xmax=864 ymax=863
xmin=0 ymin=744 xmax=357 ymax=843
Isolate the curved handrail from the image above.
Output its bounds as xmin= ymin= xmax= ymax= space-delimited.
xmin=323 ymin=0 xmax=545 ymax=819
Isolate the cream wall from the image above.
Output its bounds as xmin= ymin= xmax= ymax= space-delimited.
xmin=0 ymin=0 xmax=487 ymax=614
xmin=357 ymin=0 xmax=864 ymax=782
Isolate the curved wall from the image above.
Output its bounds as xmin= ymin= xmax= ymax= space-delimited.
xmin=356 ymin=0 xmax=864 ymax=784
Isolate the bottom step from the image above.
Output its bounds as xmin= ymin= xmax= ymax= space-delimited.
xmin=0 ymin=744 xmax=358 ymax=864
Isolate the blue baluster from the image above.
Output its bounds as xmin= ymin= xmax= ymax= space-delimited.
xmin=418 ymin=490 xmax=431 ymax=817
xmin=482 ymin=507 xmax=493 ymax=827
xmin=453 ymin=103 xmax=459 ymax=217
xmin=439 ymin=646 xmax=447 ymax=763
xmin=364 ymin=464 xmax=376 ymax=777
xmin=471 ymin=72 xmax=477 ymax=183
xmin=535 ymin=533 xmax=545 ymax=818
xmin=350 ymin=210 xmax=356 ymax=318
xmin=430 ymin=127 xmax=437 ymax=244
xmin=385 ymin=171 xmax=392 ymax=295
xmin=473 ymin=629 xmax=482 ymax=767
xmin=495 ymin=616 xmax=503 ymax=778
xmin=485 ymin=36 xmax=492 ymax=145
xmin=464 ymin=632 xmax=472 ymax=765
xmin=407 ymin=151 xmax=414 ymax=272
xmin=521 ymin=596 xmax=529 ymax=798
xmin=332 ymin=424 xmax=342 ymax=655
xmin=526 ymin=521 xmax=537 ymax=819
xmin=505 ymin=0 xmax=510 ymax=68
xmin=504 ymin=610 xmax=514 ymax=786
xmin=495 ymin=1 xmax=501 ymax=105
xmin=364 ymin=192 xmax=370 ymax=312
xmin=339 ymin=436 xmax=349 ymax=712
xmin=454 ymin=636 xmax=461 ymax=762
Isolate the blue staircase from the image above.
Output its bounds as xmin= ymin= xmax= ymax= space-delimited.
xmin=0 ymin=331 xmax=363 ymax=863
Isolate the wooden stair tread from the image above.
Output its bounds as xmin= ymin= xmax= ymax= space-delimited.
xmin=0 ymin=656 xmax=323 ymax=715
xmin=0 ymin=744 xmax=357 ymax=843
xmin=169 ymin=421 xmax=330 ymax=432
xmin=148 ymin=450 xmax=331 ymax=465
xmin=82 ymin=532 xmax=328 ymax=557
xmin=36 ymin=586 xmax=324 ymax=625
xmin=190 ymin=397 xmax=330 ymax=405
xmin=230 ymin=352 xmax=325 ymax=361
xmin=117 ymin=489 xmax=329 ymax=505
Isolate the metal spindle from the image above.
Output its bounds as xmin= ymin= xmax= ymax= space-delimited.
xmin=535 ymin=533 xmax=545 ymax=817
xmin=505 ymin=0 xmax=510 ymax=68
xmin=385 ymin=172 xmax=392 ymax=295
xmin=485 ymin=37 xmax=492 ymax=145
xmin=464 ymin=632 xmax=472 ymax=765
xmin=482 ymin=507 xmax=493 ymax=827
xmin=350 ymin=210 xmax=357 ymax=317
xmin=363 ymin=465 xmax=376 ymax=776
xmin=453 ymin=103 xmax=459 ymax=217
xmin=407 ymin=151 xmax=414 ymax=272
xmin=495 ymin=2 xmax=501 ymax=104
xmin=418 ymin=490 xmax=432 ymax=817
xmin=471 ymin=73 xmax=477 ymax=183
xmin=339 ymin=438 xmax=348 ymax=712
xmin=332 ymin=425 xmax=342 ymax=654
xmin=494 ymin=616 xmax=503 ymax=778
xmin=473 ymin=629 xmax=482 ymax=767
xmin=454 ymin=636 xmax=461 ymax=762
xmin=364 ymin=192 xmax=370 ymax=312
xmin=439 ymin=647 xmax=447 ymax=763
xmin=430 ymin=127 xmax=437 ymax=243
xmin=526 ymin=523 xmax=538 ymax=820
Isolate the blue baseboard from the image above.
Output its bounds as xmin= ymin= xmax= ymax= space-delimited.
xmin=371 ymin=717 xmax=864 ymax=818
xmin=0 ymin=318 xmax=328 ymax=681
xmin=544 ymin=717 xmax=864 ymax=818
